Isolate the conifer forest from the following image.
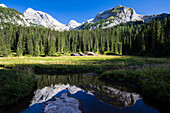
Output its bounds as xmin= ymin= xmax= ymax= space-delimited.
xmin=0 ymin=16 xmax=169 ymax=57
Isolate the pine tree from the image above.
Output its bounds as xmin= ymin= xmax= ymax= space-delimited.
xmin=16 ymin=33 xmax=23 ymax=56
xmin=27 ymin=34 xmax=34 ymax=56
xmin=0 ymin=31 xmax=8 ymax=56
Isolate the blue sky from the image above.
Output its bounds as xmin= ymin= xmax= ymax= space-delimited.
xmin=1 ymin=0 xmax=170 ymax=24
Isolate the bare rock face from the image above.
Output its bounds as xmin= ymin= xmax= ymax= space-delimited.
xmin=24 ymin=8 xmax=69 ymax=31
xmin=93 ymin=5 xmax=143 ymax=23
xmin=0 ymin=4 xmax=7 ymax=8
xmin=43 ymin=93 xmax=82 ymax=113
xmin=78 ymin=5 xmax=168 ymax=30
xmin=88 ymin=5 xmax=144 ymax=29
xmin=67 ymin=20 xmax=81 ymax=30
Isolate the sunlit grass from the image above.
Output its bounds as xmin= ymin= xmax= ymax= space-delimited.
xmin=0 ymin=55 xmax=169 ymax=75
xmin=0 ymin=56 xmax=169 ymax=65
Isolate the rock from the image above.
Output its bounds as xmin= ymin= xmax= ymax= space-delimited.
xmin=43 ymin=93 xmax=82 ymax=113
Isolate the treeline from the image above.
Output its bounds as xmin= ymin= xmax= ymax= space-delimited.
xmin=0 ymin=16 xmax=169 ymax=57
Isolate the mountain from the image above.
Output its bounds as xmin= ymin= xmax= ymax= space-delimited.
xmin=0 ymin=4 xmax=7 ymax=8
xmin=67 ymin=20 xmax=81 ymax=30
xmin=0 ymin=4 xmax=168 ymax=31
xmin=24 ymin=8 xmax=69 ymax=31
xmin=86 ymin=18 xmax=94 ymax=23
xmin=0 ymin=4 xmax=30 ymax=27
xmin=0 ymin=4 xmax=79 ymax=31
xmin=93 ymin=5 xmax=143 ymax=23
xmin=77 ymin=5 xmax=167 ymax=30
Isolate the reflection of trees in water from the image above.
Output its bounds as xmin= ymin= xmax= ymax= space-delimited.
xmin=35 ymin=74 xmax=141 ymax=109
xmin=36 ymin=74 xmax=106 ymax=89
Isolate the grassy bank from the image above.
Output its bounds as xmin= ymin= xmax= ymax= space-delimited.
xmin=0 ymin=68 xmax=36 ymax=112
xmin=99 ymin=65 xmax=170 ymax=108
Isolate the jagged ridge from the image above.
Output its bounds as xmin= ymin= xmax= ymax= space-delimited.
xmin=24 ymin=8 xmax=69 ymax=31
xmin=77 ymin=5 xmax=168 ymax=30
xmin=0 ymin=4 xmax=169 ymax=31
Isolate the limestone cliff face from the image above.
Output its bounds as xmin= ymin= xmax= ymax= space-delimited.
xmin=24 ymin=8 xmax=69 ymax=31
xmin=77 ymin=5 xmax=144 ymax=30
xmin=93 ymin=5 xmax=143 ymax=23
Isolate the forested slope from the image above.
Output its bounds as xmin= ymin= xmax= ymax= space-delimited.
xmin=0 ymin=15 xmax=169 ymax=57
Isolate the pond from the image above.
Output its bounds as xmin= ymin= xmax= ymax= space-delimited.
xmin=7 ymin=74 xmax=159 ymax=113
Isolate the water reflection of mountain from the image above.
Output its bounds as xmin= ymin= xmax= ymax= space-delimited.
xmin=33 ymin=74 xmax=141 ymax=109
xmin=31 ymin=84 xmax=83 ymax=106
xmin=92 ymin=86 xmax=140 ymax=109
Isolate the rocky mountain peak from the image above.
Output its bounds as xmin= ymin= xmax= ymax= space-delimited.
xmin=93 ymin=5 xmax=142 ymax=23
xmin=24 ymin=8 xmax=69 ymax=31
xmin=67 ymin=20 xmax=81 ymax=30
xmin=25 ymin=8 xmax=35 ymax=13
xmin=69 ymin=20 xmax=77 ymax=23
xmin=77 ymin=5 xmax=152 ymax=30
xmin=115 ymin=5 xmax=123 ymax=8
xmin=0 ymin=4 xmax=7 ymax=8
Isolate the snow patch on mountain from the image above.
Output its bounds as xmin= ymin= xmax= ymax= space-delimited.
xmin=24 ymin=8 xmax=69 ymax=31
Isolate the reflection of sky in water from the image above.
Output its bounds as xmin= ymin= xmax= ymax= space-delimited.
xmin=22 ymin=85 xmax=159 ymax=113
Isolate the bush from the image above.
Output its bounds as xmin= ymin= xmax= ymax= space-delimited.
xmin=0 ymin=69 xmax=36 ymax=111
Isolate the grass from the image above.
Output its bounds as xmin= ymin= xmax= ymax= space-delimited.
xmin=0 ymin=56 xmax=169 ymax=74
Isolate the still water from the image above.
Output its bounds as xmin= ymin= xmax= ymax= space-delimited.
xmin=11 ymin=74 xmax=160 ymax=113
